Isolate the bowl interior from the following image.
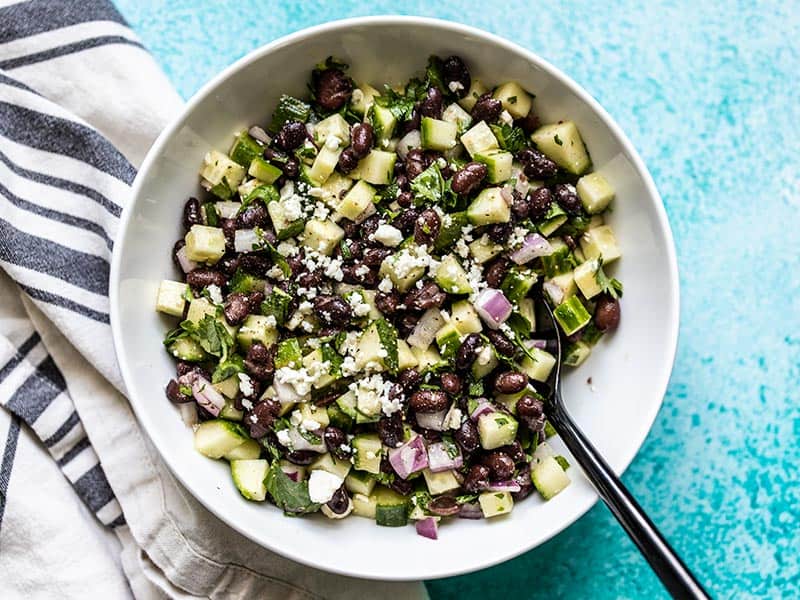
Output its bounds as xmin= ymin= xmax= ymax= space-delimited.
xmin=111 ymin=17 xmax=678 ymax=581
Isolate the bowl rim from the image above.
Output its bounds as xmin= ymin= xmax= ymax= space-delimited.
xmin=110 ymin=15 xmax=680 ymax=581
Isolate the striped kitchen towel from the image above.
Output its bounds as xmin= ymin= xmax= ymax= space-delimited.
xmin=0 ymin=2 xmax=427 ymax=599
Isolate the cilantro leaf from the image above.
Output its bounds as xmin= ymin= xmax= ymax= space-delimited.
xmin=163 ymin=326 xmax=188 ymax=347
xmin=212 ymin=353 xmax=245 ymax=384
xmin=410 ymin=163 xmax=448 ymax=206
xmin=187 ymin=314 xmax=234 ymax=361
xmin=264 ymin=464 xmax=320 ymax=515
xmin=490 ymin=123 xmax=528 ymax=154
xmin=374 ymin=318 xmax=399 ymax=374
xmin=261 ymin=288 xmax=292 ymax=327
xmin=594 ymin=258 xmax=624 ymax=299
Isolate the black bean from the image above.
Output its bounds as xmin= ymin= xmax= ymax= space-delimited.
xmin=486 ymin=222 xmax=511 ymax=244
xmin=393 ymin=208 xmax=420 ymax=235
xmin=427 ymin=495 xmax=460 ymax=516
xmin=274 ymin=120 xmax=308 ymax=151
xmin=244 ymin=343 xmax=276 ymax=382
xmin=511 ymin=465 xmax=534 ymax=501
xmin=399 ymin=108 xmax=421 ymax=136
xmin=455 ymin=333 xmax=483 ymax=371
xmin=563 ymin=234 xmax=577 ymax=251
xmin=414 ymin=208 xmax=441 ymax=246
xmin=220 ymin=218 xmax=237 ymax=250
xmin=594 ymin=295 xmax=621 ymax=332
xmin=350 ymin=122 xmax=374 ymax=158
xmin=326 ymin=486 xmax=351 ymax=514
xmin=518 ymin=148 xmax=558 ymax=179
xmin=324 ymin=426 xmax=350 ymax=460
xmin=463 ymin=464 xmax=490 ymax=493
xmin=404 ymin=281 xmax=446 ymax=311
xmin=183 ymin=197 xmax=202 ymax=229
xmin=419 ymin=86 xmax=443 ymax=119
xmin=485 ymin=329 xmax=516 ymax=358
xmin=451 ymin=162 xmax=488 ymax=196
xmin=314 ymin=68 xmax=352 ymax=111
xmin=224 ymin=292 xmax=255 ymax=325
xmin=363 ymin=247 xmax=392 ymax=266
xmin=397 ymin=190 xmax=413 ymax=208
xmin=517 ymin=110 xmax=541 ymax=135
xmin=297 ymin=268 xmax=324 ymax=289
xmin=409 ymin=390 xmax=449 ymax=413
xmin=377 ymin=413 xmax=404 ymax=448
xmin=397 ymin=368 xmax=421 ymax=391
xmin=516 ymin=395 xmax=546 ymax=433
xmin=404 ymin=148 xmax=428 ymax=180
xmin=375 ymin=291 xmax=401 ymax=315
xmin=217 ymin=254 xmax=240 ymax=276
xmin=494 ymin=371 xmax=528 ymax=394
xmin=236 ymin=203 xmax=270 ymax=229
xmin=498 ymin=440 xmax=526 ymax=463
xmin=440 ymin=372 xmax=462 ymax=395
xmin=553 ymin=183 xmax=582 ymax=215
xmin=528 ymin=187 xmax=553 ymax=220
xmin=389 ymin=477 xmax=414 ymax=496
xmin=511 ymin=191 xmax=531 ymax=220
xmin=340 ymin=263 xmax=378 ymax=286
xmin=282 ymin=157 xmax=300 ymax=179
xmin=441 ymin=55 xmax=471 ymax=98
xmin=471 ymin=93 xmax=502 ymax=123
xmin=165 ymin=379 xmax=192 ymax=403
xmin=338 ymin=147 xmax=360 ymax=173
xmin=360 ymin=215 xmax=382 ymax=239
xmin=395 ymin=313 xmax=418 ymax=337
xmin=313 ymin=295 xmax=353 ymax=327
xmin=482 ymin=451 xmax=515 ymax=480
xmin=247 ymin=398 xmax=281 ymax=438
xmin=186 ymin=269 xmax=226 ymax=290
xmin=484 ymin=258 xmax=510 ymax=289
xmin=176 ymin=362 xmax=208 ymax=378
xmin=285 ymin=450 xmax=317 ymax=465
xmin=395 ymin=173 xmax=410 ymax=191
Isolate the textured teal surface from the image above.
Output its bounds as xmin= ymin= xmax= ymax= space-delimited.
xmin=113 ymin=1 xmax=800 ymax=597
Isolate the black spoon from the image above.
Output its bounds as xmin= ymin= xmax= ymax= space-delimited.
xmin=535 ymin=297 xmax=709 ymax=599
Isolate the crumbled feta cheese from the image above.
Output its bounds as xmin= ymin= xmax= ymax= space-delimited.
xmin=276 ymin=366 xmax=318 ymax=397
xmin=455 ymin=238 xmax=470 ymax=258
xmin=508 ymin=226 xmax=528 ymax=249
xmin=276 ymin=429 xmax=292 ymax=447
xmin=307 ymin=186 xmax=325 ymax=198
xmin=499 ymin=110 xmax=514 ymax=125
xmin=476 ymin=345 xmax=493 ymax=366
xmin=372 ymin=224 xmax=403 ymax=247
xmin=206 ymin=284 xmax=223 ymax=305
xmin=354 ymin=264 xmax=370 ymax=277
xmin=283 ymin=194 xmax=303 ymax=221
xmin=277 ymin=240 xmax=298 ymax=257
xmin=301 ymin=419 xmax=321 ymax=432
xmin=237 ymin=373 xmax=254 ymax=397
xmin=263 ymin=314 xmax=277 ymax=328
xmin=351 ymin=88 xmax=364 ymax=103
xmin=378 ymin=277 xmax=394 ymax=293
xmin=445 ymin=406 xmax=463 ymax=430
xmin=266 ymin=265 xmax=286 ymax=281
xmin=279 ymin=181 xmax=294 ymax=201
xmin=289 ymin=410 xmax=303 ymax=426
xmin=349 ymin=373 xmax=386 ymax=415
xmin=325 ymin=135 xmax=342 ymax=150
xmin=241 ymin=398 xmax=254 ymax=411
xmin=308 ymin=470 xmax=344 ymax=503
xmin=347 ymin=292 xmax=372 ymax=317
xmin=380 ymin=379 xmax=403 ymax=416
xmin=448 ymin=81 xmax=464 ymax=93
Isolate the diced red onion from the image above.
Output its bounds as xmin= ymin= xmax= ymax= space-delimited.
xmin=527 ymin=339 xmax=547 ymax=350
xmin=414 ymin=408 xmax=448 ymax=432
xmin=543 ymin=280 xmax=565 ymax=305
xmin=178 ymin=402 xmax=198 ymax=427
xmin=407 ymin=308 xmax=445 ymax=349
xmin=288 ymin=427 xmax=326 ymax=453
xmin=458 ymin=502 xmax=484 ymax=520
xmin=388 ymin=435 xmax=429 ymax=479
xmin=510 ymin=233 xmax=554 ymax=264
xmin=427 ymin=442 xmax=464 ymax=472
xmin=532 ymin=441 xmax=555 ymax=464
xmin=280 ymin=461 xmax=306 ymax=482
xmin=514 ymin=171 xmax=530 ymax=195
xmin=216 ymin=201 xmax=241 ymax=219
xmin=415 ymin=517 xmax=438 ymax=540
xmin=397 ymin=130 xmax=421 ymax=160
xmin=175 ymin=245 xmax=198 ymax=273
xmin=190 ymin=375 xmax=224 ymax=417
xmin=234 ymin=229 xmax=261 ymax=253
xmin=487 ymin=480 xmax=522 ymax=493
xmin=469 ymin=399 xmax=495 ymax=421
xmin=473 ymin=289 xmax=512 ymax=329
xmin=248 ymin=125 xmax=271 ymax=145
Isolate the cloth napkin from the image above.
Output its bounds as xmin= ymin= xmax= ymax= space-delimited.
xmin=0 ymin=2 xmax=428 ymax=598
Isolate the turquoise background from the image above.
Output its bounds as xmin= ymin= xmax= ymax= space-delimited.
xmin=112 ymin=1 xmax=800 ymax=597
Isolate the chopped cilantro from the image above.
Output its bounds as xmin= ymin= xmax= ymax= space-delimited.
xmin=508 ymin=95 xmax=517 ymax=104
xmin=554 ymin=455 xmax=570 ymax=470
xmin=594 ymin=258 xmax=624 ymax=299
xmin=212 ymin=353 xmax=245 ymax=383
xmin=268 ymin=95 xmax=311 ymax=134
xmin=264 ymin=463 xmax=320 ymax=515
xmin=179 ymin=384 xmax=193 ymax=397
xmin=182 ymin=314 xmax=234 ymax=361
xmin=554 ymin=134 xmax=563 ymax=146
xmin=374 ymin=319 xmax=399 ymax=374
xmin=490 ymin=124 xmax=528 ymax=153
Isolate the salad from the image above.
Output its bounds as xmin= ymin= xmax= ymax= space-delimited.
xmin=155 ymin=55 xmax=622 ymax=539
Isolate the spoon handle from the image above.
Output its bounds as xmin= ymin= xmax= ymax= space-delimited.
xmin=549 ymin=406 xmax=710 ymax=600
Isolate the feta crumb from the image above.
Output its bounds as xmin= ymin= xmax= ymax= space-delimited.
xmin=237 ymin=373 xmax=254 ymax=397
xmin=378 ymin=277 xmax=394 ymax=293
xmin=279 ymin=181 xmax=294 ymax=201
xmin=241 ymin=398 xmax=254 ymax=411
xmin=325 ymin=135 xmax=342 ymax=150
xmin=276 ymin=429 xmax=292 ymax=447
xmin=347 ymin=292 xmax=372 ymax=317
xmin=499 ymin=110 xmax=513 ymax=125
xmin=448 ymin=81 xmax=464 ymax=93
xmin=301 ymin=419 xmax=321 ymax=432
xmin=308 ymin=470 xmax=344 ymax=503
xmin=372 ymin=224 xmax=403 ymax=247
xmin=476 ymin=345 xmax=492 ymax=366
xmin=206 ymin=284 xmax=223 ymax=305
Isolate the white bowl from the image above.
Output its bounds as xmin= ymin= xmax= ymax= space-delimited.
xmin=110 ymin=16 xmax=679 ymax=581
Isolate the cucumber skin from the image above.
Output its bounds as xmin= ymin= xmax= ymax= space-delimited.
xmin=375 ymin=504 xmax=409 ymax=527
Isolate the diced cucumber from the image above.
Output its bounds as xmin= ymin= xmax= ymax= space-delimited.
xmin=434 ymin=211 xmax=469 ymax=251
xmin=352 ymin=434 xmax=382 ymax=474
xmin=267 ymin=199 xmax=304 ymax=240
xmin=553 ymin=295 xmax=592 ymax=335
xmin=225 ymin=439 xmax=261 ymax=460
xmin=229 ymin=131 xmax=264 ymax=168
xmin=200 ymin=150 xmax=246 ymax=197
xmin=460 ymin=80 xmax=489 ymax=111
xmin=422 ymin=469 xmax=460 ymax=495
xmin=375 ymin=487 xmax=409 ymax=527
xmin=379 ymin=249 xmax=426 ymax=292
xmin=411 ymin=345 xmax=444 ymax=372
xmin=519 ymin=347 xmax=557 ymax=382
xmin=420 ymin=117 xmax=458 ymax=151
xmin=350 ymin=83 xmax=381 ymax=116
xmin=186 ymin=296 xmax=215 ymax=322
xmin=576 ymin=172 xmax=615 ymax=214
xmin=397 ymin=339 xmax=419 ymax=371
xmin=460 ymin=121 xmax=499 ymax=157
xmin=345 ymin=470 xmax=377 ymax=496
xmin=313 ymin=113 xmax=351 ymax=147
xmin=274 ymin=338 xmax=302 ymax=369
xmin=320 ymin=172 xmax=354 ymax=208
xmin=494 ymin=389 xmax=528 ymax=415
xmin=471 ymin=345 xmax=498 ymax=379
xmin=352 ymin=492 xmax=378 ymax=519
xmin=248 ymin=157 xmax=282 ymax=183
xmin=564 ymin=340 xmax=592 ymax=367
xmin=474 ymin=150 xmax=513 ymax=183
xmin=531 ymin=121 xmax=591 ymax=175
xmin=450 ymin=300 xmax=482 ymax=335
xmin=531 ymin=455 xmax=571 ymax=500
xmin=194 ymin=420 xmax=251 ymax=459
xmin=537 ymin=202 xmax=568 ymax=237
xmin=236 ymin=314 xmax=278 ymax=350
xmin=477 ymin=412 xmax=519 ymax=450
xmin=434 ymin=254 xmax=472 ymax=295
xmin=573 ymin=258 xmax=603 ymax=299
xmin=543 ymin=272 xmax=577 ymax=305
xmin=435 ymin=322 xmax=462 ymax=360
xmin=230 ymin=459 xmax=268 ymax=501
xmin=478 ymin=490 xmax=514 ymax=518
xmin=214 ymin=377 xmax=241 ymax=400
xmin=442 ymin=102 xmax=472 ymax=132
xmin=301 ymin=349 xmax=338 ymax=390
xmin=156 ymin=280 xmax=188 ymax=317
xmin=310 ymin=452 xmax=352 ymax=480
xmin=306 ymin=143 xmax=343 ymax=186
xmin=167 ymin=337 xmax=207 ymax=362
xmin=580 ymin=225 xmax=621 ymax=263
xmin=336 ymin=179 xmax=376 ymax=221
xmin=301 ymin=219 xmax=344 ymax=256
xmin=185 ymin=225 xmax=226 ymax=264
xmin=357 ymin=290 xmax=383 ymax=321
xmin=354 ymin=322 xmax=387 ymax=372
xmin=268 ymin=94 xmax=311 ymax=133
xmin=326 ymin=401 xmax=353 ymax=432
xmin=299 ymin=402 xmax=331 ymax=429
xmin=350 ymin=149 xmax=396 ymax=185
xmin=518 ymin=298 xmax=536 ymax=333
xmin=540 ymin=239 xmax=575 ymax=278
xmin=368 ymin=104 xmax=397 ymax=143
xmin=468 ymin=234 xmax=503 ymax=264
xmin=492 ymin=81 xmax=533 ymax=120
xmin=466 ymin=187 xmax=510 ymax=225
xmin=501 ymin=267 xmax=537 ymax=304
